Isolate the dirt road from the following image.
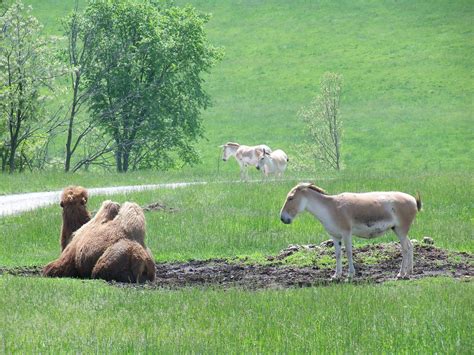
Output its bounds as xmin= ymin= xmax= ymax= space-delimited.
xmin=0 ymin=182 xmax=206 ymax=217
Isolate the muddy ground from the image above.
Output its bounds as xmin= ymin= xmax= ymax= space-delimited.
xmin=1 ymin=243 xmax=472 ymax=289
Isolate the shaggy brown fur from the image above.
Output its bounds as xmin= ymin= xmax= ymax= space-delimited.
xmin=43 ymin=200 xmax=155 ymax=283
xmin=60 ymin=186 xmax=91 ymax=250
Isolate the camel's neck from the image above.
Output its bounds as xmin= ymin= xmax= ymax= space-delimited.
xmin=62 ymin=208 xmax=90 ymax=241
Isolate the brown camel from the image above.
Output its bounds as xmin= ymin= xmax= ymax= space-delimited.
xmin=44 ymin=197 xmax=156 ymax=283
xmin=60 ymin=186 xmax=91 ymax=250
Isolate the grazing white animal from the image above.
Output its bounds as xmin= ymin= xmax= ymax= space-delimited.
xmin=280 ymin=183 xmax=422 ymax=279
xmin=220 ymin=142 xmax=272 ymax=180
xmin=256 ymin=149 xmax=289 ymax=178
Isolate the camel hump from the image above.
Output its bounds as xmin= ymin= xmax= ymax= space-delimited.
xmin=118 ymin=202 xmax=146 ymax=241
xmin=95 ymin=200 xmax=121 ymax=223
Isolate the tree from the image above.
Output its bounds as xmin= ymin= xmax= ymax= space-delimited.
xmin=61 ymin=1 xmax=114 ymax=172
xmin=299 ymin=72 xmax=343 ymax=170
xmin=0 ymin=1 xmax=63 ymax=172
xmin=81 ymin=0 xmax=223 ymax=172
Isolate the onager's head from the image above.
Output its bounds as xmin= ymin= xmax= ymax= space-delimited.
xmin=256 ymin=149 xmax=270 ymax=170
xmin=220 ymin=142 xmax=239 ymax=161
xmin=280 ymin=183 xmax=327 ymax=224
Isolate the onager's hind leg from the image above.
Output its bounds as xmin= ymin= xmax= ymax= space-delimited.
xmin=393 ymin=227 xmax=413 ymax=278
xmin=343 ymin=235 xmax=356 ymax=278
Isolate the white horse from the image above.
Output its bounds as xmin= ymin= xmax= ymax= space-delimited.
xmin=280 ymin=183 xmax=422 ymax=279
xmin=220 ymin=142 xmax=272 ymax=180
xmin=256 ymin=149 xmax=288 ymax=178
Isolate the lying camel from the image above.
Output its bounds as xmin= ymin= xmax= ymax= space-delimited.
xmin=43 ymin=196 xmax=155 ymax=283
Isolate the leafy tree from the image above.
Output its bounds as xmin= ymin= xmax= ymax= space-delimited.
xmin=0 ymin=1 xmax=63 ymax=172
xmin=299 ymin=72 xmax=343 ymax=170
xmin=81 ymin=0 xmax=223 ymax=172
xmin=61 ymin=1 xmax=114 ymax=172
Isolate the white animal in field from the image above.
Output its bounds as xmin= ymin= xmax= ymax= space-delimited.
xmin=280 ymin=183 xmax=422 ymax=279
xmin=220 ymin=142 xmax=272 ymax=180
xmin=256 ymin=149 xmax=289 ymax=178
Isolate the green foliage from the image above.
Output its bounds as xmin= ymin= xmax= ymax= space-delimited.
xmin=81 ymin=0 xmax=223 ymax=172
xmin=0 ymin=0 xmax=63 ymax=172
xmin=298 ymin=72 xmax=343 ymax=170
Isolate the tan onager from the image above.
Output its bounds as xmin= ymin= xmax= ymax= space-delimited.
xmin=280 ymin=183 xmax=422 ymax=279
xmin=256 ymin=148 xmax=288 ymax=178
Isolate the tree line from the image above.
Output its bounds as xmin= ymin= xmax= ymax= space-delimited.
xmin=0 ymin=0 xmax=223 ymax=173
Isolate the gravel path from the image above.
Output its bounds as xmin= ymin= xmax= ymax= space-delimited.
xmin=0 ymin=182 xmax=206 ymax=217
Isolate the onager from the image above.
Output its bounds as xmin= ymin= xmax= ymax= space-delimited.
xmin=220 ymin=142 xmax=272 ymax=179
xmin=256 ymin=149 xmax=288 ymax=178
xmin=280 ymin=183 xmax=422 ymax=279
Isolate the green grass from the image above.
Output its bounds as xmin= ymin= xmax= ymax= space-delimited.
xmin=1 ymin=276 xmax=472 ymax=353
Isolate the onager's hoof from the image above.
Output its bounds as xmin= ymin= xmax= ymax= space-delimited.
xmin=396 ymin=273 xmax=410 ymax=280
xmin=331 ymin=273 xmax=343 ymax=281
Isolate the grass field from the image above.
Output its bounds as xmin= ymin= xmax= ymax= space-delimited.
xmin=1 ymin=0 xmax=473 ymax=353
xmin=1 ymin=276 xmax=472 ymax=353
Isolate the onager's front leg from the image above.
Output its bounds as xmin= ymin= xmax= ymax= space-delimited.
xmin=331 ymin=236 xmax=343 ymax=279
xmin=238 ymin=161 xmax=246 ymax=180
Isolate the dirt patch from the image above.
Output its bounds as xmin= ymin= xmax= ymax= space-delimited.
xmin=1 ymin=243 xmax=472 ymax=289
xmin=142 ymin=202 xmax=178 ymax=213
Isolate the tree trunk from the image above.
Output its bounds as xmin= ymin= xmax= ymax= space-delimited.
xmin=123 ymin=149 xmax=130 ymax=172
xmin=64 ymin=72 xmax=81 ymax=172
xmin=8 ymin=140 xmax=17 ymax=173
xmin=115 ymin=146 xmax=123 ymax=172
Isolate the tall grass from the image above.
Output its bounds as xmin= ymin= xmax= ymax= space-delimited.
xmin=0 ymin=276 xmax=472 ymax=353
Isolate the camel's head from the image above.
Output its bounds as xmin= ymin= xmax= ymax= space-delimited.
xmin=60 ymin=186 xmax=89 ymax=209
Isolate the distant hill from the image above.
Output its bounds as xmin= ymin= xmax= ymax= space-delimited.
xmin=25 ymin=0 xmax=473 ymax=174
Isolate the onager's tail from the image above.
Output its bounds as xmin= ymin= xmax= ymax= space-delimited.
xmin=415 ymin=192 xmax=422 ymax=211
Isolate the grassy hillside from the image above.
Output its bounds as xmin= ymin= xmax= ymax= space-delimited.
xmin=22 ymin=0 xmax=473 ymax=176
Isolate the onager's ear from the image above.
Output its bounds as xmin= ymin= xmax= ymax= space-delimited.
xmin=262 ymin=148 xmax=266 ymax=155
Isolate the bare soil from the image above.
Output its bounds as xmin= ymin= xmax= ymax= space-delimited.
xmin=1 ymin=243 xmax=472 ymax=289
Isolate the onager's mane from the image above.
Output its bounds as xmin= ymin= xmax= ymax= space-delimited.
xmin=296 ymin=183 xmax=328 ymax=195
xmin=225 ymin=142 xmax=240 ymax=147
